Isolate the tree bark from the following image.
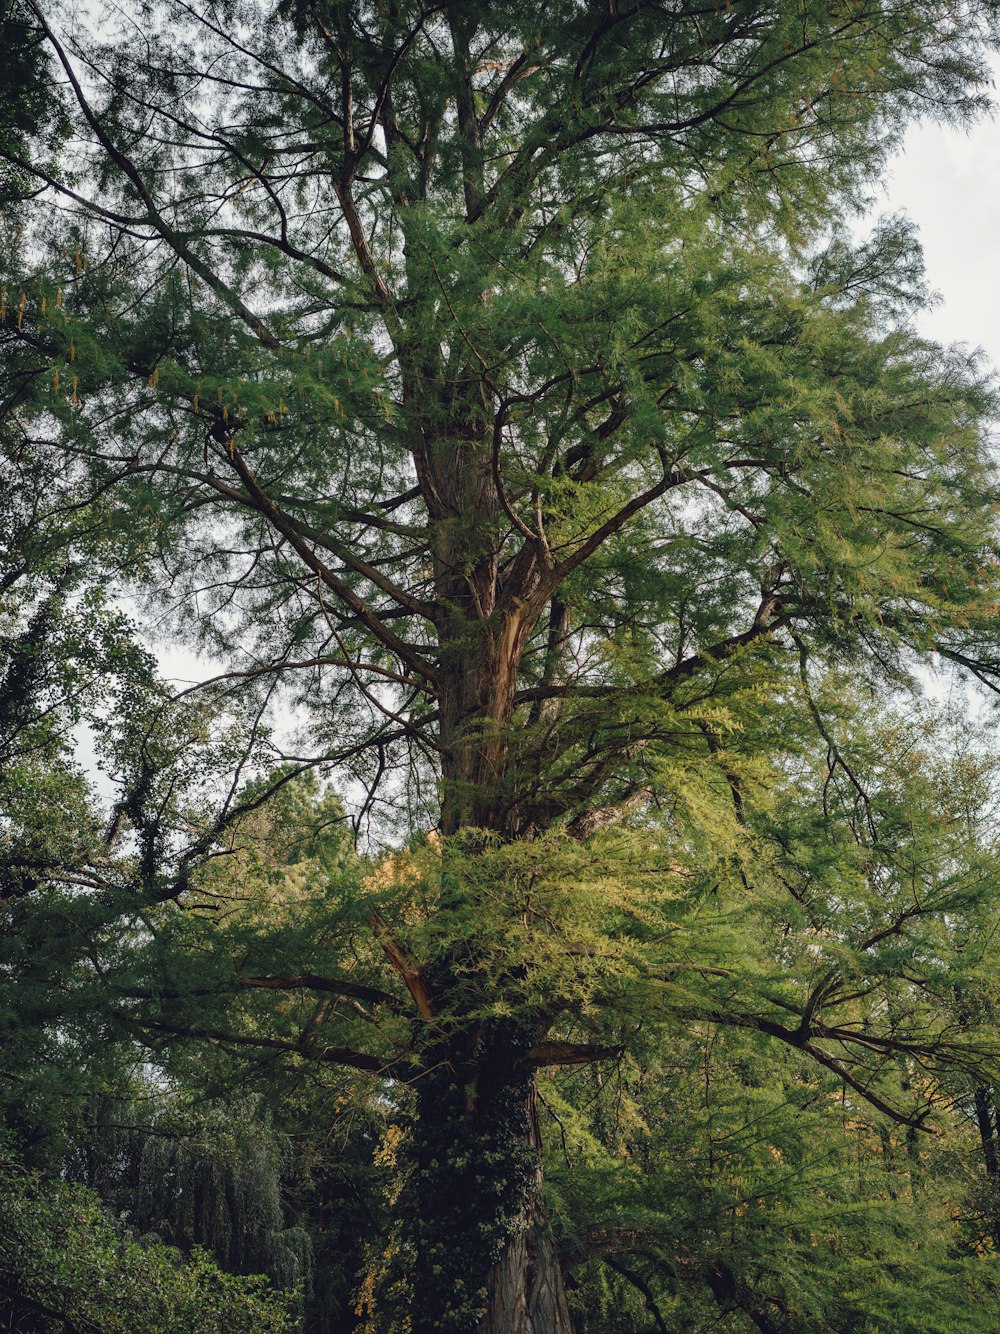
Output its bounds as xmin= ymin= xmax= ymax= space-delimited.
xmin=972 ymin=1086 xmax=1000 ymax=1249
xmin=476 ymin=1088 xmax=574 ymax=1334
xmin=407 ymin=383 xmax=571 ymax=1325
xmin=406 ymin=1026 xmax=573 ymax=1334
xmin=974 ymin=1086 xmax=999 ymax=1180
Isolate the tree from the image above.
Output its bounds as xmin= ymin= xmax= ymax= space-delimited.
xmin=543 ymin=697 xmax=1000 ymax=1332
xmin=0 ymin=1149 xmax=294 ymax=1334
xmin=6 ymin=2 xmax=1000 ymax=1329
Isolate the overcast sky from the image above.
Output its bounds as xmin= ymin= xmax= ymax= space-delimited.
xmin=878 ymin=86 xmax=1000 ymax=363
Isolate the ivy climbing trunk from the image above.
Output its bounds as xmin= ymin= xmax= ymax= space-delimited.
xmin=398 ymin=327 xmax=574 ymax=1329
xmin=476 ymin=1080 xmax=574 ymax=1334
xmin=417 ymin=581 xmax=573 ymax=1330
xmin=407 ymin=1024 xmax=573 ymax=1334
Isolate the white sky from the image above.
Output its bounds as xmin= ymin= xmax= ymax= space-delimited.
xmin=863 ymin=90 xmax=1000 ymax=717
xmin=877 ymin=85 xmax=1000 ymax=360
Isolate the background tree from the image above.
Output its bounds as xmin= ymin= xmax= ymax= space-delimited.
xmin=0 ymin=1149 xmax=294 ymax=1334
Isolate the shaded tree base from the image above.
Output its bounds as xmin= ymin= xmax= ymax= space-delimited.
xmin=477 ymin=1183 xmax=573 ymax=1334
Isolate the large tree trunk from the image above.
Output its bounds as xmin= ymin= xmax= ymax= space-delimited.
xmin=477 ymin=1092 xmax=574 ymax=1334
xmin=409 ymin=407 xmax=571 ymax=1328
xmin=406 ymin=1025 xmax=573 ymax=1334
xmin=415 ymin=663 xmax=574 ymax=1332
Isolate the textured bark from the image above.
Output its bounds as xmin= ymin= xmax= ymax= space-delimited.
xmin=477 ymin=1094 xmax=574 ymax=1334
xmin=407 ymin=1028 xmax=573 ymax=1334
xmin=974 ymin=1086 xmax=999 ymax=1180
xmin=972 ymin=1086 xmax=1000 ymax=1249
xmin=408 ymin=376 xmax=572 ymax=1324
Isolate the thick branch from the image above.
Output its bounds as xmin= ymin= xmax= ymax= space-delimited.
xmin=523 ymin=1040 xmax=623 ymax=1069
xmin=238 ymin=972 xmax=403 ymax=1009
xmin=135 ymin=1018 xmax=398 ymax=1075
xmin=225 ymin=444 xmax=438 ymax=681
xmin=366 ymin=909 xmax=435 ymax=1019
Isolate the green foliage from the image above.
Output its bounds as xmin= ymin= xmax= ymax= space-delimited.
xmin=0 ymin=1150 xmax=294 ymax=1333
xmin=0 ymin=0 xmax=63 ymax=205
xmin=549 ymin=1033 xmax=1000 ymax=1333
xmin=7 ymin=2 xmax=1000 ymax=1330
xmin=70 ymin=1098 xmax=310 ymax=1291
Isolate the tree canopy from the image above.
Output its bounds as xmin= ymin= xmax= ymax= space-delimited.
xmin=6 ymin=1 xmax=1000 ymax=1331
